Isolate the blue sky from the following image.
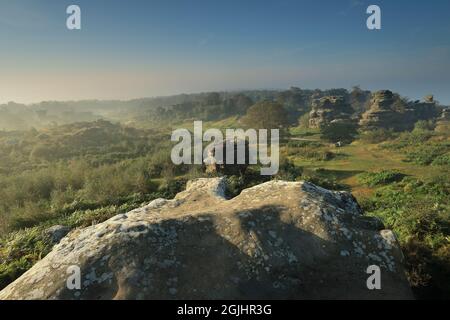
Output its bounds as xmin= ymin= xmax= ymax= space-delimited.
xmin=0 ymin=0 xmax=449 ymax=104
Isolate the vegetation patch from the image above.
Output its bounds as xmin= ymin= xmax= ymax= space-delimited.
xmin=360 ymin=177 xmax=450 ymax=298
xmin=359 ymin=170 xmax=406 ymax=187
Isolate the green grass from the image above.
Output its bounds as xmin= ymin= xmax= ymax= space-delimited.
xmin=358 ymin=170 xmax=406 ymax=187
xmin=289 ymin=126 xmax=320 ymax=138
xmin=289 ymin=140 xmax=448 ymax=198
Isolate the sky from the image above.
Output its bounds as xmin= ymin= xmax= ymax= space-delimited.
xmin=0 ymin=0 xmax=449 ymax=104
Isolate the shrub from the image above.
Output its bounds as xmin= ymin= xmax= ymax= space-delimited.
xmin=414 ymin=120 xmax=435 ymax=132
xmin=431 ymin=153 xmax=450 ymax=166
xmin=359 ymin=128 xmax=396 ymax=144
xmin=302 ymin=174 xmax=347 ymax=191
xmin=320 ymin=122 xmax=358 ymax=143
xmin=275 ymin=158 xmax=302 ymax=181
xmin=405 ymin=145 xmax=448 ymax=165
xmin=359 ymin=170 xmax=405 ymax=187
xmin=225 ymin=175 xmax=246 ymax=198
xmin=286 ymin=141 xmax=336 ymax=161
xmin=297 ymin=113 xmax=310 ymax=128
xmin=361 ymin=178 xmax=450 ymax=298
xmin=383 ymin=130 xmax=435 ymax=150
xmin=7 ymin=201 xmax=53 ymax=231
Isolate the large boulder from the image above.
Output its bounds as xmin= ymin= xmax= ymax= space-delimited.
xmin=0 ymin=178 xmax=413 ymax=300
xmin=309 ymin=96 xmax=354 ymax=129
xmin=203 ymin=139 xmax=250 ymax=176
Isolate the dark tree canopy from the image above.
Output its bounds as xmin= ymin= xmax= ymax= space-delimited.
xmin=320 ymin=122 xmax=358 ymax=143
xmin=241 ymin=101 xmax=289 ymax=130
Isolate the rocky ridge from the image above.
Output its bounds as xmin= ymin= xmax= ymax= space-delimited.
xmin=360 ymin=90 xmax=439 ymax=131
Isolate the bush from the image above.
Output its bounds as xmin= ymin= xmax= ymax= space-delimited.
xmin=359 ymin=170 xmax=405 ymax=187
xmin=361 ymin=177 xmax=450 ymax=298
xmin=157 ymin=178 xmax=187 ymax=199
xmin=320 ymin=122 xmax=358 ymax=143
xmin=382 ymin=129 xmax=448 ymax=166
xmin=414 ymin=120 xmax=435 ymax=132
xmin=359 ymin=129 xmax=396 ymax=144
xmin=286 ymin=141 xmax=336 ymax=161
xmin=405 ymin=145 xmax=448 ymax=165
xmin=225 ymin=175 xmax=246 ymax=198
xmin=275 ymin=158 xmax=302 ymax=181
xmin=297 ymin=113 xmax=310 ymax=128
xmin=7 ymin=201 xmax=54 ymax=231
xmin=431 ymin=153 xmax=450 ymax=166
xmin=385 ymin=130 xmax=434 ymax=149
xmin=302 ymin=174 xmax=347 ymax=191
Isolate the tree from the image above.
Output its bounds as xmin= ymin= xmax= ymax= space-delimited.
xmin=241 ymin=101 xmax=289 ymax=130
xmin=320 ymin=122 xmax=358 ymax=143
xmin=276 ymin=88 xmax=307 ymax=123
xmin=204 ymin=92 xmax=221 ymax=106
xmin=224 ymin=94 xmax=253 ymax=115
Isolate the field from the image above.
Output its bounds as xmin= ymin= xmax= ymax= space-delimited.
xmin=289 ymin=130 xmax=447 ymax=197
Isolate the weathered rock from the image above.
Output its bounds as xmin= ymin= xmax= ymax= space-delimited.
xmin=203 ymin=139 xmax=250 ymax=176
xmin=359 ymin=90 xmax=401 ymax=130
xmin=0 ymin=178 xmax=413 ymax=300
xmin=408 ymin=99 xmax=439 ymax=123
xmin=309 ymin=96 xmax=353 ymax=129
xmin=360 ymin=91 xmax=439 ymax=131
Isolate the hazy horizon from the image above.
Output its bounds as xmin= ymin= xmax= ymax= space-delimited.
xmin=0 ymin=85 xmax=448 ymax=107
xmin=1 ymin=0 xmax=450 ymax=104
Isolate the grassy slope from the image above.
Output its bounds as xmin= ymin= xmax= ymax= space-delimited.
xmin=288 ymin=127 xmax=447 ymax=200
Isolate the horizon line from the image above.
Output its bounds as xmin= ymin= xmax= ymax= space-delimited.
xmin=1 ymin=87 xmax=448 ymax=106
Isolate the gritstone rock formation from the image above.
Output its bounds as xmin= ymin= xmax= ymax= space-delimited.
xmin=359 ymin=90 xmax=401 ymax=130
xmin=309 ymin=96 xmax=353 ymax=129
xmin=0 ymin=178 xmax=413 ymax=300
xmin=360 ymin=91 xmax=439 ymax=131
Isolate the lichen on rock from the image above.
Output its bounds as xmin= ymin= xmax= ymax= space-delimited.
xmin=0 ymin=178 xmax=413 ymax=300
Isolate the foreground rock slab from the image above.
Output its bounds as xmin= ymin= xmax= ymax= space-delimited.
xmin=0 ymin=178 xmax=413 ymax=300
